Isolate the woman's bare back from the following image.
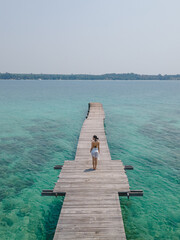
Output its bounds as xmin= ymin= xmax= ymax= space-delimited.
xmin=91 ymin=140 xmax=99 ymax=149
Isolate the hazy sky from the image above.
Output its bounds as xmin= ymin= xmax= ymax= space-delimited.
xmin=0 ymin=0 xmax=180 ymax=74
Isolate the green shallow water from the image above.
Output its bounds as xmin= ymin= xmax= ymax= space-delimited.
xmin=0 ymin=80 xmax=179 ymax=240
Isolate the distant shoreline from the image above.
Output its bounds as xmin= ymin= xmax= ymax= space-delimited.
xmin=0 ymin=73 xmax=180 ymax=80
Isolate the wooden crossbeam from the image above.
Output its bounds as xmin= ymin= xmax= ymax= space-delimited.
xmin=41 ymin=190 xmax=65 ymax=196
xmin=54 ymin=164 xmax=134 ymax=170
xmin=119 ymin=190 xmax=143 ymax=199
xmin=54 ymin=165 xmax=63 ymax=169
xmin=124 ymin=165 xmax=134 ymax=170
xmin=42 ymin=190 xmax=143 ymax=198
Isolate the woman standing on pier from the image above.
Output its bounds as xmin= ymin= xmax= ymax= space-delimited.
xmin=90 ymin=135 xmax=100 ymax=170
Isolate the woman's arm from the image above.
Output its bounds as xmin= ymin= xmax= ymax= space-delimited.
xmin=90 ymin=141 xmax=93 ymax=152
xmin=98 ymin=141 xmax=100 ymax=153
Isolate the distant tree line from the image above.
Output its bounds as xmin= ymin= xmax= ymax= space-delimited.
xmin=0 ymin=72 xmax=180 ymax=80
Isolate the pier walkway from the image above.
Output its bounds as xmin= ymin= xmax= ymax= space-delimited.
xmin=42 ymin=103 xmax=143 ymax=239
xmin=54 ymin=102 xmax=129 ymax=239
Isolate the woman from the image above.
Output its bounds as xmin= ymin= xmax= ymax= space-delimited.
xmin=90 ymin=135 xmax=100 ymax=170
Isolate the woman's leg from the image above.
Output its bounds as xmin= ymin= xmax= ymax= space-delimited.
xmin=94 ymin=157 xmax=97 ymax=170
xmin=92 ymin=157 xmax=95 ymax=169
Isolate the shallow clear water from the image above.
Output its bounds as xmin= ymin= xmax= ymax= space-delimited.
xmin=0 ymin=80 xmax=179 ymax=240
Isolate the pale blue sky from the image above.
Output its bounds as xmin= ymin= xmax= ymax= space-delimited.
xmin=0 ymin=0 xmax=179 ymax=74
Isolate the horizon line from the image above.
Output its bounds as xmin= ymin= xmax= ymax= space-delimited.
xmin=1 ymin=72 xmax=180 ymax=76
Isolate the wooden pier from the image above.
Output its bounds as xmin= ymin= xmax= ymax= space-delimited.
xmin=42 ymin=103 xmax=143 ymax=239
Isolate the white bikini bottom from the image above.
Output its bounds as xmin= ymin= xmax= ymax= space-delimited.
xmin=91 ymin=148 xmax=99 ymax=158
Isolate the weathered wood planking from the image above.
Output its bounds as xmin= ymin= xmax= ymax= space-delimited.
xmin=53 ymin=103 xmax=129 ymax=240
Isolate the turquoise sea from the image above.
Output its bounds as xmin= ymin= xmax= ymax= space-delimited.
xmin=0 ymin=80 xmax=179 ymax=240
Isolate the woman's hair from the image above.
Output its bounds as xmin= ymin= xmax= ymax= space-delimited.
xmin=93 ymin=135 xmax=99 ymax=141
